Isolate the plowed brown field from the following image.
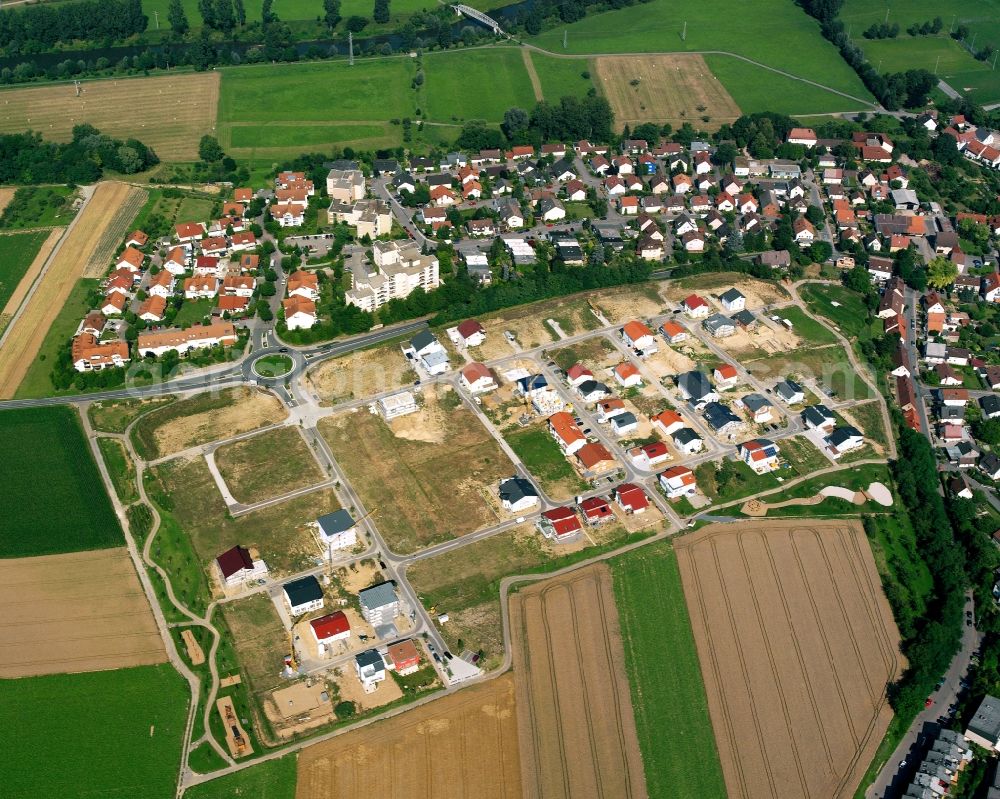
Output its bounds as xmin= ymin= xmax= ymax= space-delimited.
xmin=296 ymin=674 xmax=521 ymax=799
xmin=0 ymin=181 xmax=145 ymax=397
xmin=0 ymin=73 xmax=219 ymax=160
xmin=511 ymin=565 xmax=647 ymax=799
xmin=0 ymin=548 xmax=165 ymax=677
xmin=675 ymin=520 xmax=902 ymax=799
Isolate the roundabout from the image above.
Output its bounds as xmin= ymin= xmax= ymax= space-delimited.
xmin=252 ymin=354 xmax=293 ymax=378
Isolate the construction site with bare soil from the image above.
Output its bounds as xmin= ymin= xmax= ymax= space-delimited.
xmin=675 ymin=519 xmax=902 ymax=799
xmin=510 ymin=564 xmax=648 ymax=799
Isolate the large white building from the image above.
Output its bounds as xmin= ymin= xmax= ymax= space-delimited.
xmin=346 ymin=240 xmax=439 ymax=312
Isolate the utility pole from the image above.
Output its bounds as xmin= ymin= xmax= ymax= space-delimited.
xmin=682 ymin=21 xmax=686 ymax=41
xmin=934 ymin=55 xmax=940 ymax=75
xmin=971 ymin=32 xmax=977 ymax=51
xmin=74 ymin=80 xmax=81 ymax=96
xmin=349 ymin=31 xmax=354 ymax=65
xmin=884 ymin=7 xmax=890 ymax=24
xmin=153 ymin=9 xmax=159 ymax=29
xmin=993 ymin=50 xmax=998 ymax=71
xmin=949 ymin=14 xmax=955 ymax=33
xmin=563 ymin=29 xmax=567 ymax=49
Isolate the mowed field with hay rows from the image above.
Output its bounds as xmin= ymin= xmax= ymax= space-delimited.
xmin=595 ymin=54 xmax=741 ymax=131
xmin=0 ymin=73 xmax=220 ymax=161
xmin=675 ymin=520 xmax=901 ymax=799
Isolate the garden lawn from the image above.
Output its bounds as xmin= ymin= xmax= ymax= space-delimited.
xmin=611 ymin=541 xmax=726 ymax=799
xmin=529 ymin=52 xmax=597 ymax=100
xmin=183 ymin=755 xmax=297 ymax=799
xmin=773 ymin=305 xmax=838 ymax=345
xmin=505 ymin=424 xmax=588 ymax=500
xmin=0 ymin=231 xmax=48 ymax=311
xmin=0 ymin=664 xmax=188 ymax=799
xmin=705 ymin=54 xmax=870 ymax=115
xmin=528 ymin=0 xmax=873 ymax=101
xmin=800 ymin=283 xmax=879 ymax=343
xmin=422 ymin=48 xmax=538 ymax=123
xmin=0 ymin=406 xmax=124 ymax=557
xmin=173 ymin=298 xmax=214 ymax=326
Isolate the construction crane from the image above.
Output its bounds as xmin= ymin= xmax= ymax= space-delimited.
xmin=285 ymin=613 xmax=308 ymax=673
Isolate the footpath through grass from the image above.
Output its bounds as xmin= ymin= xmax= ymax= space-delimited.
xmin=0 ymin=664 xmax=188 ymax=799
xmin=611 ymin=541 xmax=726 ymax=799
xmin=0 ymin=405 xmax=124 ymax=557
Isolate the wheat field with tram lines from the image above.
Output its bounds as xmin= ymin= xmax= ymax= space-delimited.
xmin=595 ymin=54 xmax=742 ymax=131
xmin=511 ymin=564 xmax=648 ymax=799
xmin=675 ymin=519 xmax=902 ymax=799
xmin=0 ymin=72 xmax=219 ymax=161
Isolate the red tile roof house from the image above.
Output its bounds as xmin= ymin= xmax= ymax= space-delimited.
xmin=548 ymin=411 xmax=587 ymax=456
xmin=387 ymin=639 xmax=422 ymax=675
xmin=682 ymin=294 xmax=709 ymax=318
xmin=576 ymin=441 xmax=617 ymax=473
xmin=621 ymin=319 xmax=656 ymax=353
xmin=613 ymin=361 xmax=642 ymax=388
xmin=310 ymin=611 xmax=351 ymax=656
xmin=460 ymin=361 xmax=497 ymax=394
xmin=537 ymin=506 xmax=583 ymax=541
xmin=614 ymin=482 xmax=649 ymax=514
xmin=579 ymin=496 xmax=614 ymax=525
xmin=455 ymin=318 xmax=486 ymax=347
xmin=629 ymin=441 xmax=671 ymax=470
xmin=116 ymin=246 xmax=145 ymax=273
xmin=658 ymin=465 xmax=697 ymax=499
xmin=652 ymin=409 xmax=685 ymax=437
xmin=566 ymin=362 xmax=594 ymax=388
xmin=713 ymin=364 xmax=738 ymax=389
xmin=175 ymin=222 xmax=206 ymax=242
xmin=125 ymin=230 xmax=148 ymax=248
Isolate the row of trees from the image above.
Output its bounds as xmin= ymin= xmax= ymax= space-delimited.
xmin=0 ymin=125 xmax=158 ymax=184
xmin=0 ymin=0 xmax=146 ymax=52
xmin=457 ymin=94 xmax=615 ymax=152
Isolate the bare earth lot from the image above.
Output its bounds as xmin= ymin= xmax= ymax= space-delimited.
xmin=319 ymin=386 xmax=515 ymax=553
xmin=595 ymin=54 xmax=741 ymax=131
xmin=0 ymin=181 xmax=143 ymax=398
xmin=675 ymin=520 xmax=902 ymax=799
xmin=307 ymin=341 xmax=416 ymax=405
xmin=0 ymin=548 xmax=165 ymax=677
xmin=0 ymin=73 xmax=220 ymax=161
xmin=296 ymin=673 xmax=521 ymax=799
xmin=137 ymin=387 xmax=288 ymax=460
xmin=511 ymin=564 xmax=648 ymax=799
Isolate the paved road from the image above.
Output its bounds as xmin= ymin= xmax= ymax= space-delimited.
xmin=867 ymin=593 xmax=981 ymax=799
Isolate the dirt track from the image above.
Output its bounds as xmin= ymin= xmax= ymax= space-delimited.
xmin=0 ymin=181 xmax=144 ymax=398
xmin=511 ymin=565 xmax=647 ymax=799
xmin=296 ymin=674 xmax=522 ymax=799
xmin=675 ymin=520 xmax=902 ymax=799
xmin=0 ymin=548 xmax=166 ymax=677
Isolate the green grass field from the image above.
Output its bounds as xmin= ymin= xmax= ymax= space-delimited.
xmin=183 ymin=755 xmax=297 ymax=799
xmin=611 ymin=541 xmax=726 ymax=799
xmin=528 ymin=0 xmax=873 ymax=101
xmin=15 ymin=277 xmax=97 ymax=399
xmin=217 ymin=59 xmax=416 ymax=158
xmin=0 ymin=231 xmax=48 ymax=312
xmin=505 ymin=425 xmax=588 ymax=500
xmin=704 ymin=54 xmax=869 ymax=115
xmin=0 ymin=186 xmax=75 ymax=230
xmin=0 ymin=406 xmax=124 ymax=558
xmin=841 ymin=0 xmax=1000 ymax=102
xmin=529 ymin=52 xmax=596 ymax=100
xmin=422 ymin=48 xmax=538 ymax=122
xmin=0 ymin=664 xmax=188 ymax=799
xmin=773 ymin=305 xmax=838 ymax=345
xmin=174 ymin=297 xmax=214 ymax=326
xmin=98 ymin=436 xmax=140 ymax=504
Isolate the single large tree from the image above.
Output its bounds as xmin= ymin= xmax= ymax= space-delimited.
xmin=927 ymin=256 xmax=958 ymax=289
xmin=323 ymin=0 xmax=341 ymax=29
